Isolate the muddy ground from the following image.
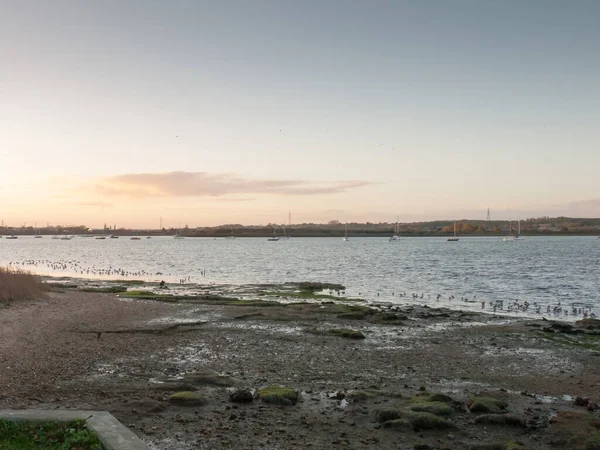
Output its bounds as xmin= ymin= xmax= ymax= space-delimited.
xmin=1 ymin=282 xmax=599 ymax=450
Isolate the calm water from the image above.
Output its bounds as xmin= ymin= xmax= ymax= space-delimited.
xmin=2 ymin=236 xmax=599 ymax=319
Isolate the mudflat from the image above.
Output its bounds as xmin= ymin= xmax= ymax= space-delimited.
xmin=1 ymin=286 xmax=599 ymax=450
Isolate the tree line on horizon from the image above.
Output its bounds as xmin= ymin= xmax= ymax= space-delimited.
xmin=1 ymin=217 xmax=600 ymax=237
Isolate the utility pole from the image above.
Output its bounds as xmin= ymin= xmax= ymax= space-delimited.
xmin=288 ymin=211 xmax=291 ymax=226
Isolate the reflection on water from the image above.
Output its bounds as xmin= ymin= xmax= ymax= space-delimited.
xmin=1 ymin=236 xmax=599 ymax=319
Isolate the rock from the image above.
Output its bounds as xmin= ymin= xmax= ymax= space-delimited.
xmin=169 ymin=391 xmax=207 ymax=406
xmin=331 ymin=391 xmax=346 ymax=400
xmin=229 ymin=389 xmax=253 ymax=403
xmin=256 ymin=386 xmax=298 ymax=406
xmin=574 ymin=396 xmax=590 ymax=407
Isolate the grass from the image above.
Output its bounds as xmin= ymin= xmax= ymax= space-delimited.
xmin=0 ymin=267 xmax=47 ymax=304
xmin=0 ymin=419 xmax=104 ymax=449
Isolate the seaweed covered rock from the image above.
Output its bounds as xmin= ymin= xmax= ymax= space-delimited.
xmin=409 ymin=401 xmax=453 ymax=417
xmin=168 ymin=391 xmax=207 ymax=406
xmin=402 ymin=411 xmax=456 ymax=430
xmin=468 ymin=396 xmax=508 ymax=414
xmin=348 ymin=391 xmax=371 ymax=403
xmin=328 ymin=328 xmax=366 ymax=339
xmin=503 ymin=441 xmax=531 ymax=450
xmin=474 ymin=414 xmax=524 ymax=426
xmin=256 ymin=386 xmax=298 ymax=405
xmin=372 ymin=408 xmax=402 ymax=423
xmin=381 ymin=418 xmax=412 ymax=431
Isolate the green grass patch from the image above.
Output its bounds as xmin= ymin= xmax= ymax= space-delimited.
xmin=586 ymin=430 xmax=600 ymax=450
xmin=538 ymin=331 xmax=600 ymax=351
xmin=0 ymin=419 xmax=104 ymax=449
xmin=256 ymin=386 xmax=298 ymax=405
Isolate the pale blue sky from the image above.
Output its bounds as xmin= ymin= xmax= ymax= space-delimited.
xmin=1 ymin=1 xmax=599 ymax=226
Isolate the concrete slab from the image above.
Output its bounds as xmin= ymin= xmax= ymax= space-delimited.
xmin=0 ymin=409 xmax=150 ymax=450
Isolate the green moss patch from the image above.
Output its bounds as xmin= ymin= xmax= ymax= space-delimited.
xmin=256 ymin=386 xmax=298 ymax=405
xmin=468 ymin=396 xmax=508 ymax=414
xmin=409 ymin=401 xmax=453 ymax=417
xmin=402 ymin=411 xmax=456 ymax=430
xmin=0 ymin=419 xmax=104 ymax=449
xmin=168 ymin=391 xmax=207 ymax=406
xmin=381 ymin=418 xmax=413 ymax=431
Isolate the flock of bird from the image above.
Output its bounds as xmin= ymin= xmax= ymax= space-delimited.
xmin=5 ymin=258 xmax=598 ymax=319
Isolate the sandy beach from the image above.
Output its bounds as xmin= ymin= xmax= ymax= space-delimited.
xmin=1 ymin=283 xmax=599 ymax=449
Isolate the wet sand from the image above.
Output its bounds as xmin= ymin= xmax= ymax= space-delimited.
xmin=1 ymin=285 xmax=599 ymax=449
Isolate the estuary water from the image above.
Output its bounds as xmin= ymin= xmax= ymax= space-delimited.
xmin=1 ymin=236 xmax=599 ymax=319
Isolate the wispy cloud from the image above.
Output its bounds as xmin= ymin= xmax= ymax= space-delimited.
xmin=93 ymin=171 xmax=371 ymax=198
xmin=74 ymin=201 xmax=113 ymax=208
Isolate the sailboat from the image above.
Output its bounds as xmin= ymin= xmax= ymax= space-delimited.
xmin=503 ymin=220 xmax=522 ymax=241
xmin=225 ymin=227 xmax=236 ymax=239
xmin=343 ymin=222 xmax=349 ymax=242
xmin=447 ymin=221 xmax=459 ymax=241
xmin=34 ymin=224 xmax=42 ymax=238
xmin=389 ymin=217 xmax=400 ymax=241
xmin=174 ymin=223 xmax=184 ymax=239
xmin=281 ymin=223 xmax=290 ymax=239
xmin=6 ymin=233 xmax=17 ymax=240
xmin=268 ymin=229 xmax=279 ymax=241
xmin=130 ymin=232 xmax=141 ymax=240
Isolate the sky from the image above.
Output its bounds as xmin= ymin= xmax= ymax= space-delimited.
xmin=1 ymin=0 xmax=599 ymax=228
